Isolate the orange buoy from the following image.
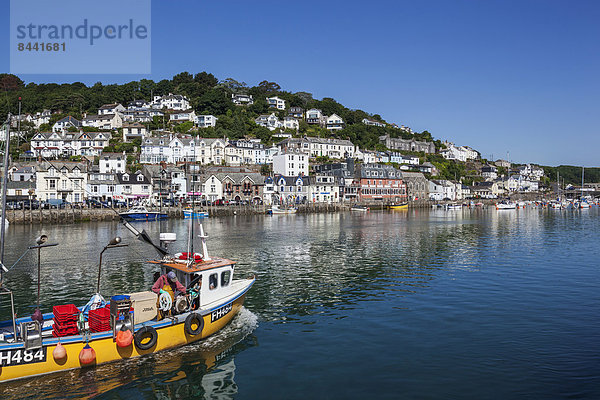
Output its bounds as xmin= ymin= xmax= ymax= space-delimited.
xmin=116 ymin=327 xmax=133 ymax=347
xmin=79 ymin=343 xmax=96 ymax=365
xmin=52 ymin=340 xmax=67 ymax=361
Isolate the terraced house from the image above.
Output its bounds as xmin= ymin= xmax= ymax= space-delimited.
xmin=356 ymin=163 xmax=407 ymax=203
xmin=35 ymin=162 xmax=87 ymax=203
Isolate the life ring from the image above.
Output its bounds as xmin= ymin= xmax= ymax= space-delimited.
xmin=184 ymin=312 xmax=204 ymax=336
xmin=134 ymin=326 xmax=158 ymax=350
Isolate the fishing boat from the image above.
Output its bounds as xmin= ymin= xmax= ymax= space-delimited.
xmin=0 ymin=225 xmax=255 ymax=382
xmin=350 ymin=205 xmax=369 ymax=212
xmin=495 ymin=201 xmax=516 ymax=210
xmin=119 ymin=206 xmax=168 ymax=221
xmin=267 ymin=205 xmax=297 ymax=215
xmin=184 ymin=210 xmax=209 ymax=219
xmin=389 ymin=203 xmax=408 ymax=210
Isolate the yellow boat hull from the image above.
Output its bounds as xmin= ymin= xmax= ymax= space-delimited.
xmin=390 ymin=204 xmax=408 ymax=210
xmin=0 ymin=294 xmax=247 ymax=382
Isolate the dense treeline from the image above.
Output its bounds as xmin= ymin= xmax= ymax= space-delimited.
xmin=542 ymin=166 xmax=600 ymax=186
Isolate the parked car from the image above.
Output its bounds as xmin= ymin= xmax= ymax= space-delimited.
xmin=42 ymin=199 xmax=67 ymax=209
xmin=22 ymin=199 xmax=40 ymax=210
xmin=86 ymin=199 xmax=109 ymax=208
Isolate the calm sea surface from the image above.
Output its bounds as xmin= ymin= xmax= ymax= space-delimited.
xmin=0 ymin=207 xmax=599 ymax=399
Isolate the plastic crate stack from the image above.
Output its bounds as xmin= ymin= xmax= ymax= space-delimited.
xmin=89 ymin=305 xmax=111 ymax=332
xmin=53 ymin=304 xmax=79 ymax=337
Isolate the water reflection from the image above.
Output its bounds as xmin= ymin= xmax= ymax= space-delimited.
xmin=0 ymin=208 xmax=599 ymax=398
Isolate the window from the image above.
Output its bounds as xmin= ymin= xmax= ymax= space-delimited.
xmin=49 ymin=180 xmax=56 ymax=189
xmin=209 ymin=273 xmax=218 ymax=290
xmin=221 ymin=270 xmax=231 ymax=287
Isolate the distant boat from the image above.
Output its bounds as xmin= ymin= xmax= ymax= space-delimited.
xmin=496 ymin=201 xmax=516 ymax=210
xmin=446 ymin=204 xmax=462 ymax=210
xmin=119 ymin=206 xmax=168 ymax=221
xmin=350 ymin=205 xmax=370 ymax=212
xmin=390 ymin=203 xmax=408 ymax=210
xmin=184 ymin=210 xmax=209 ymax=219
xmin=267 ymin=205 xmax=297 ymax=215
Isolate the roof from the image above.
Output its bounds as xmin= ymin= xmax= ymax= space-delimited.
xmin=115 ymin=172 xmax=150 ymax=185
xmin=201 ymin=172 xmax=265 ymax=185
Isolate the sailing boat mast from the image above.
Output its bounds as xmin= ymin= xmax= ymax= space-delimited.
xmin=581 ymin=166 xmax=585 ymax=200
xmin=0 ymin=115 xmax=11 ymax=279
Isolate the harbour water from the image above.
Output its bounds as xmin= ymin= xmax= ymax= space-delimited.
xmin=0 ymin=207 xmax=599 ymax=399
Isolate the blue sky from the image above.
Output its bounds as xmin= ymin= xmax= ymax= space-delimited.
xmin=2 ymin=0 xmax=599 ymax=166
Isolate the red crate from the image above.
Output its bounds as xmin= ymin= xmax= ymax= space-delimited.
xmin=89 ymin=307 xmax=110 ymax=320
xmin=52 ymin=323 xmax=78 ymax=337
xmin=53 ymin=304 xmax=79 ymax=323
xmin=89 ymin=324 xmax=111 ymax=333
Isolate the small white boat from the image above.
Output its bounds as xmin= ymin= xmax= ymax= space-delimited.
xmin=496 ymin=201 xmax=516 ymax=210
xmin=351 ymin=205 xmax=370 ymax=212
xmin=267 ymin=205 xmax=297 ymax=215
xmin=446 ymin=204 xmax=462 ymax=210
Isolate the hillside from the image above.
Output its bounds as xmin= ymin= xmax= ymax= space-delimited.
xmin=0 ymin=72 xmax=437 ymax=151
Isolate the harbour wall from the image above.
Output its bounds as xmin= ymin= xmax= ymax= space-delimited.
xmin=4 ymin=199 xmax=503 ymax=225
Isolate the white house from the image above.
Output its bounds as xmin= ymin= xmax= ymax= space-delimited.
xmin=31 ymin=110 xmax=52 ymax=129
xmin=283 ymin=117 xmax=299 ymax=131
xmin=429 ymin=180 xmax=456 ymax=201
xmin=31 ymin=131 xmax=109 ymax=158
xmin=266 ymin=96 xmax=286 ymax=110
xmin=326 ymin=114 xmax=345 ymax=131
xmin=115 ymin=172 xmax=152 ymax=200
xmin=35 ymin=162 xmax=88 ymax=203
xmin=169 ymin=110 xmax=197 ymax=123
xmin=122 ymin=122 xmax=148 ymax=142
xmin=99 ymin=152 xmax=127 ymax=174
xmin=88 ymin=172 xmax=117 ymax=201
xmin=440 ymin=142 xmax=479 ymax=162
xmin=196 ymin=115 xmax=218 ymax=128
xmin=98 ymin=103 xmax=125 ymax=116
xmin=277 ymin=137 xmax=355 ymax=159
xmin=307 ymin=175 xmax=341 ymax=204
xmin=83 ymin=113 xmax=123 ymax=130
xmin=305 ymin=109 xmax=325 ymax=125
xmin=231 ymin=94 xmax=254 ymax=106
xmin=362 ymin=118 xmax=385 ymax=127
xmin=196 ymin=138 xmax=226 ymax=165
xmin=273 ymin=150 xmax=309 ymax=176
xmin=151 ymin=94 xmax=190 ymax=111
xmin=52 ymin=116 xmax=81 ymax=133
xmin=481 ymin=165 xmax=498 ymax=180
xmin=255 ymin=113 xmax=283 ymax=131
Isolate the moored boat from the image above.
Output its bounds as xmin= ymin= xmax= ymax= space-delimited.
xmin=350 ymin=205 xmax=369 ymax=212
xmin=0 ymin=226 xmax=254 ymax=382
xmin=389 ymin=203 xmax=408 ymax=210
xmin=184 ymin=210 xmax=209 ymax=218
xmin=267 ymin=205 xmax=297 ymax=215
xmin=119 ymin=206 xmax=168 ymax=221
xmin=446 ymin=203 xmax=462 ymax=210
xmin=495 ymin=201 xmax=516 ymax=210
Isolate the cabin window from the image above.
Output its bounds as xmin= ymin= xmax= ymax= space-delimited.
xmin=209 ymin=273 xmax=218 ymax=290
xmin=221 ymin=270 xmax=231 ymax=287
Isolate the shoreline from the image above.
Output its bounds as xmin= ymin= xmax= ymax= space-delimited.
xmin=2 ymin=198 xmax=541 ymax=225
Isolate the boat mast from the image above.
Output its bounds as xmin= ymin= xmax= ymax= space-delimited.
xmin=581 ymin=166 xmax=585 ymax=200
xmin=0 ymin=115 xmax=11 ymax=279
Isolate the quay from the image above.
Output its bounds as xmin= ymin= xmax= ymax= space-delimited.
xmin=4 ymin=199 xmax=507 ymax=225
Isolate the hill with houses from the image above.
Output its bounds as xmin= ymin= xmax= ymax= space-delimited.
xmin=0 ymin=72 xmax=598 ymax=206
